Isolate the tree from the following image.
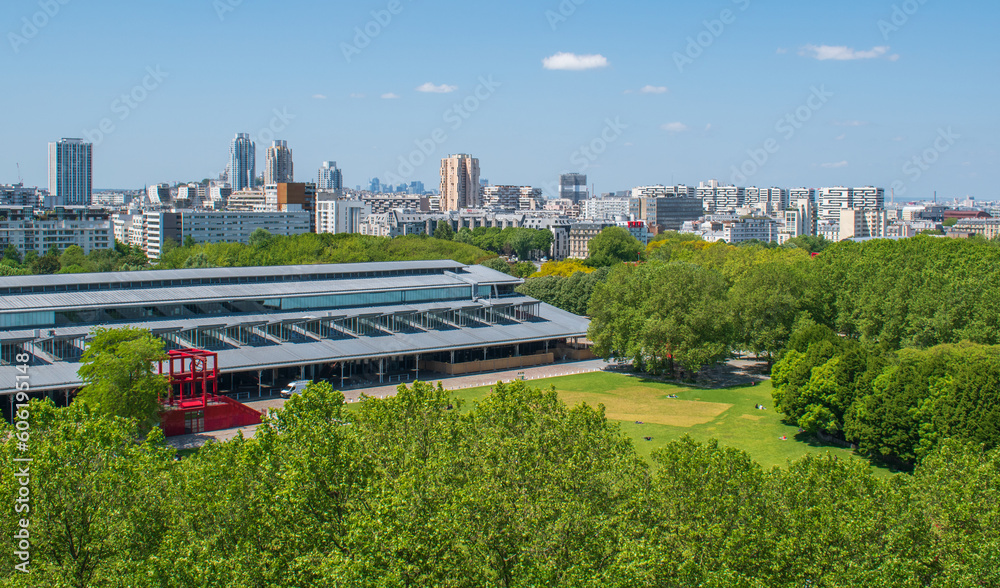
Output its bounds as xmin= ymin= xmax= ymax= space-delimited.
xmin=77 ymin=327 xmax=170 ymax=432
xmin=183 ymin=235 xmax=197 ymax=248
xmin=31 ymin=251 xmax=60 ymax=275
xmin=729 ymin=260 xmax=816 ymax=362
xmin=3 ymin=244 xmax=22 ymax=264
xmin=589 ymin=261 xmax=731 ymax=375
xmin=586 ymin=226 xmax=643 ymax=267
xmin=433 ymin=221 xmax=454 ymax=241
xmin=248 ymin=228 xmax=272 ymax=249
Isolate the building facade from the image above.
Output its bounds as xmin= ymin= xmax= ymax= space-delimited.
xmin=48 ymin=139 xmax=93 ymax=206
xmin=317 ymin=161 xmax=343 ymax=191
xmin=316 ymin=198 xmax=371 ymax=235
xmin=265 ymin=140 xmax=294 ymax=185
xmin=559 ymin=173 xmax=588 ymax=203
xmin=143 ymin=210 xmax=312 ymax=258
xmin=229 ymin=133 xmax=256 ymax=192
xmin=0 ymin=206 xmax=112 ymax=255
xmin=440 ymin=154 xmax=480 ymax=211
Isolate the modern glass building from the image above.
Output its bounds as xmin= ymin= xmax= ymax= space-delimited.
xmin=317 ymin=161 xmax=343 ymax=191
xmin=0 ymin=260 xmax=591 ymax=416
xmin=48 ymin=138 xmax=93 ymax=206
xmin=228 ymin=133 xmax=256 ymax=191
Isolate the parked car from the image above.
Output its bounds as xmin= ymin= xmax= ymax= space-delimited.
xmin=280 ymin=380 xmax=313 ymax=398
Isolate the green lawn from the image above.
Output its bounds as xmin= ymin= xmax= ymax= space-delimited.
xmin=445 ymin=372 xmax=866 ymax=470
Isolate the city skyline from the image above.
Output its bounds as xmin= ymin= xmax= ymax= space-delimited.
xmin=3 ymin=0 xmax=997 ymax=199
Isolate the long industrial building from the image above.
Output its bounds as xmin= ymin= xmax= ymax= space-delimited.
xmin=0 ymin=261 xmax=590 ymax=420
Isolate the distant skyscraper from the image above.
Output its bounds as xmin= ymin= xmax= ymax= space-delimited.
xmin=369 ymin=178 xmax=381 ymax=193
xmin=559 ymin=173 xmax=588 ymax=203
xmin=440 ymin=154 xmax=480 ymax=211
xmin=264 ymin=140 xmax=293 ymax=185
xmin=48 ymin=138 xmax=92 ymax=205
xmin=317 ymin=161 xmax=343 ymax=191
xmin=228 ymin=133 xmax=256 ymax=191
xmin=408 ymin=181 xmax=425 ymax=195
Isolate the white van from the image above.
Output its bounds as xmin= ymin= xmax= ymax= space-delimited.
xmin=280 ymin=380 xmax=313 ymax=398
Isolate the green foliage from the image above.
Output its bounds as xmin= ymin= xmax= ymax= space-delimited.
xmin=516 ymin=266 xmax=611 ymax=316
xmin=77 ymin=327 xmax=170 ymax=433
xmin=589 ymin=261 xmax=731 ymax=375
xmin=782 ymin=234 xmax=831 ymax=253
xmin=453 ymin=226 xmax=553 ymax=260
xmin=585 ymin=226 xmax=643 ymax=267
xmin=480 ymin=256 xmax=513 ymax=275
xmin=433 ymin=220 xmax=455 ymax=241
xmin=3 ymin=383 xmax=999 ymax=586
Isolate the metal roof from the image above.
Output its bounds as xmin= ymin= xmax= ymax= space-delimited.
xmin=0 ymin=259 xmax=466 ymax=290
xmin=0 ymin=302 xmax=590 ymax=395
xmin=0 ymin=273 xmax=515 ymax=313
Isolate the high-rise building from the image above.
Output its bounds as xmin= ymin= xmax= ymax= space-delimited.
xmin=264 ymin=140 xmax=294 ymax=185
xmin=228 ymin=133 xmax=256 ymax=192
xmin=369 ymin=178 xmax=381 ymax=193
xmin=560 ymin=173 xmax=588 ymax=203
xmin=317 ymin=162 xmax=343 ymax=191
xmin=816 ymin=187 xmax=885 ymax=222
xmin=440 ymin=154 xmax=480 ymax=211
xmin=48 ymin=138 xmax=93 ymax=206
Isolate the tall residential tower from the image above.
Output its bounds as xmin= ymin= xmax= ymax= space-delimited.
xmin=317 ymin=161 xmax=343 ymax=191
xmin=48 ymin=138 xmax=93 ymax=206
xmin=440 ymin=154 xmax=480 ymax=211
xmin=228 ymin=133 xmax=256 ymax=191
xmin=264 ymin=140 xmax=294 ymax=185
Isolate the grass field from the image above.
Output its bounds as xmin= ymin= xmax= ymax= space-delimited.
xmin=446 ymin=371 xmax=864 ymax=470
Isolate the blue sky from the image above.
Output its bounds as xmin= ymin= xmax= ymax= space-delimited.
xmin=3 ymin=0 xmax=997 ymax=201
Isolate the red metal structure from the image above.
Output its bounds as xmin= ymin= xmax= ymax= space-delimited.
xmin=157 ymin=349 xmax=262 ymax=437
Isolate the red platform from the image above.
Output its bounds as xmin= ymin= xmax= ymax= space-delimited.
xmin=157 ymin=349 xmax=262 ymax=437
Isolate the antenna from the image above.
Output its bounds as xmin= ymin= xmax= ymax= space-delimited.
xmin=16 ymin=163 xmax=22 ymax=184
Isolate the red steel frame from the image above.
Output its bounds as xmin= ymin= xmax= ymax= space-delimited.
xmin=158 ymin=348 xmax=219 ymax=410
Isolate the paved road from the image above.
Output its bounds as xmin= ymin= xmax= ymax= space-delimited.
xmin=166 ymin=359 xmax=611 ymax=450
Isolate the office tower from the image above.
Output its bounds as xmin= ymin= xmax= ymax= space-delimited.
xmin=264 ymin=140 xmax=294 ymax=185
xmin=369 ymin=178 xmax=381 ymax=193
xmin=228 ymin=133 xmax=256 ymax=191
xmin=48 ymin=138 xmax=93 ymax=206
xmin=559 ymin=173 xmax=588 ymax=203
xmin=440 ymin=154 xmax=480 ymax=211
xmin=318 ymin=161 xmax=343 ymax=191
xmin=408 ymin=181 xmax=425 ymax=195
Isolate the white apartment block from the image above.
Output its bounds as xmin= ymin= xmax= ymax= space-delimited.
xmin=777 ymin=198 xmax=816 ymax=244
xmin=147 ymin=184 xmax=170 ymax=205
xmin=481 ymin=186 xmax=541 ymax=210
xmin=697 ymin=181 xmax=746 ymax=212
xmin=315 ymin=199 xmax=371 ymax=235
xmin=176 ymin=184 xmax=202 ymax=206
xmin=0 ymin=209 xmax=112 ymax=255
xmin=817 ymin=187 xmax=885 ymax=222
xmin=143 ymin=210 xmax=312 ymax=258
xmin=722 ymin=217 xmax=777 ymax=244
xmin=746 ymin=187 xmax=789 ymax=214
xmin=630 ymin=185 xmax=696 ymax=199
xmin=839 ymin=208 xmax=888 ymax=241
xmin=0 ymin=184 xmax=43 ymax=207
xmin=580 ymin=198 xmax=630 ymax=220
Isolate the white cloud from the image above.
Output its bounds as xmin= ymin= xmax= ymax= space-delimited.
xmin=835 ymin=133 xmax=846 ymax=140
xmin=381 ymin=93 xmax=400 ymax=99
xmin=416 ymin=82 xmax=458 ymax=93
xmin=640 ymin=85 xmax=668 ymax=94
xmin=542 ymin=52 xmax=609 ymax=71
xmin=312 ymin=94 xmax=327 ymax=100
xmin=350 ymin=93 xmax=366 ymax=99
xmin=661 ymin=122 xmax=688 ymax=133
xmin=776 ymin=48 xmax=788 ymax=54
xmin=821 ymin=161 xmax=849 ymax=169
xmin=835 ymin=120 xmax=869 ymax=127
xmin=705 ymin=123 xmax=713 ymax=131
xmin=799 ymin=45 xmax=898 ymax=61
